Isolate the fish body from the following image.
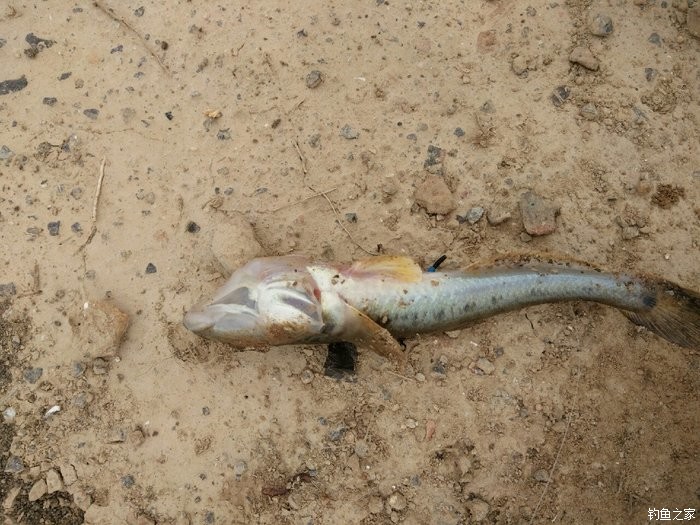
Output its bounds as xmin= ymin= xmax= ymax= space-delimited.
xmin=184 ymin=255 xmax=700 ymax=364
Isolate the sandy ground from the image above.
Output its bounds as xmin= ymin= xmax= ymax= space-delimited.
xmin=1 ymin=0 xmax=699 ymax=523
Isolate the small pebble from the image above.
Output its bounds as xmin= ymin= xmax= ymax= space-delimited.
xmin=217 ymin=128 xmax=231 ymax=140
xmin=46 ymin=469 xmax=64 ymax=493
xmin=60 ymin=464 xmax=78 ymax=486
xmin=165 ymin=111 xmax=173 ymax=120
xmin=93 ymin=358 xmax=108 ymax=375
xmin=23 ymin=367 xmax=43 ymax=384
xmin=589 ymin=13 xmax=613 ymax=36
xmin=511 ymin=55 xmax=528 ymax=75
xmin=300 ymin=369 xmax=314 ymax=384
xmin=47 ymin=221 xmax=60 ymax=236
xmin=121 ymin=474 xmax=135 ymax=488
xmin=0 ymin=282 xmax=16 ymax=296
xmin=43 ymin=96 xmax=57 ymax=106
xmin=340 ymin=124 xmax=359 ymax=139
xmin=533 ymin=468 xmax=550 ymax=482
xmin=83 ymin=108 xmax=99 ymax=119
xmin=569 ymin=46 xmax=599 ymax=70
xmin=648 ymin=33 xmax=662 ymax=45
xmin=519 ymin=191 xmax=559 ymax=236
xmin=453 ymin=127 xmax=465 ymax=137
xmin=110 ymin=44 xmax=123 ymax=54
xmin=186 ymin=221 xmax=200 ymax=233
xmin=387 ymin=492 xmax=407 ymax=511
xmin=145 ymin=263 xmax=157 ymax=274
xmin=305 ymin=70 xmax=323 ymax=88
xmin=468 ymin=499 xmax=490 ymax=521
xmin=202 ymin=406 xmax=210 ymax=415
xmin=345 ymin=212 xmax=358 ymax=223
xmin=70 ymin=187 xmax=83 ymax=199
xmin=71 ymin=361 xmax=86 ymax=377
xmin=520 ymin=232 xmax=533 ymax=243
xmin=550 ymin=85 xmax=570 ymax=106
xmin=28 ymin=479 xmax=47 ymax=502
xmin=644 ymin=68 xmax=657 ymax=81
xmin=579 ymin=102 xmax=598 ymax=120
xmin=0 ymin=145 xmax=13 ymax=159
xmin=465 ymin=206 xmax=484 ymax=225
xmin=233 ymin=460 xmax=247 ymax=479
xmin=58 ymin=72 xmax=72 ymax=80
xmin=4 ymin=456 xmax=24 ymax=473
xmin=486 ymin=208 xmax=511 ymax=226
xmin=134 ymin=6 xmax=145 ymax=16
xmin=0 ymin=76 xmax=28 ymax=95
xmin=474 ymin=358 xmax=495 ymax=375
xmin=414 ymin=175 xmax=456 ymax=215
xmin=354 ymin=439 xmax=369 ymax=458
xmin=71 ymin=222 xmax=83 ymax=233
xmin=2 ymin=407 xmax=16 ymax=422
xmin=621 ymin=226 xmax=640 ymax=240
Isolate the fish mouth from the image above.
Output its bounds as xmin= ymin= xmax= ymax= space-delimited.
xmin=183 ymin=310 xmax=215 ymax=333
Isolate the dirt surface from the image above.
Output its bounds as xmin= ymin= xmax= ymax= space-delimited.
xmin=1 ymin=1 xmax=699 ymax=524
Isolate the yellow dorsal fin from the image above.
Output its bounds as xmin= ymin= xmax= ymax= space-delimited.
xmin=349 ymin=256 xmax=422 ymax=282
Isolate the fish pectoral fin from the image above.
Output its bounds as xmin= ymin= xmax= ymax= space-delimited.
xmin=342 ymin=304 xmax=406 ymax=367
xmin=349 ymin=256 xmax=422 ymax=283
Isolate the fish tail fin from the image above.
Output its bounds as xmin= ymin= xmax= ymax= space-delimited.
xmin=623 ymin=280 xmax=700 ymax=350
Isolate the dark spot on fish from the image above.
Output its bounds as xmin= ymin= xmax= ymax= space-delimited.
xmin=491 ymin=296 xmax=497 ymax=304
xmin=643 ymin=294 xmax=656 ymax=308
xmin=463 ymin=303 xmax=470 ymax=313
xmin=435 ymin=309 xmax=445 ymax=321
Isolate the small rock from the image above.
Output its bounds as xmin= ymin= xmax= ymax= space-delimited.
xmin=2 ymin=407 xmax=16 ymax=422
xmin=644 ymin=67 xmax=657 ymax=81
xmin=589 ymin=13 xmax=614 ymax=36
xmin=465 ymin=206 xmax=484 ymax=225
xmin=387 ymin=492 xmax=407 ymax=511
xmin=83 ymin=108 xmax=99 ymax=119
xmin=648 ymin=33 xmax=662 ymax=45
xmin=368 ymin=496 xmax=384 ymax=514
xmin=186 ymin=221 xmax=200 ymax=233
xmin=688 ymin=4 xmax=700 ymax=39
xmin=43 ymin=96 xmax=58 ymax=106
xmin=345 ymin=212 xmax=358 ymax=223
xmin=0 ymin=282 xmax=16 ymax=296
xmin=354 ymin=439 xmax=369 ymax=458
xmin=4 ymin=456 xmax=23 ymax=473
xmin=305 ymin=70 xmax=323 ymax=88
xmin=122 ymin=474 xmax=135 ymax=488
xmin=107 ymin=428 xmax=126 ymax=443
xmin=300 ymin=369 xmax=314 ymax=384
xmin=47 ymin=221 xmax=60 ymax=236
xmin=621 ymin=226 xmax=640 ymax=240
xmin=28 ymin=479 xmax=47 ymax=502
xmin=233 ymin=460 xmax=247 ymax=479
xmin=340 ymin=124 xmax=359 ymax=139
xmin=77 ymin=301 xmax=129 ymax=359
xmin=468 ymin=499 xmax=490 ymax=521
xmin=145 ymin=263 xmax=157 ymax=274
xmin=550 ymin=86 xmax=570 ymax=106
xmin=217 ymin=128 xmax=231 ymax=140
xmin=511 ymin=55 xmax=528 ymax=75
xmin=59 ymin=463 xmax=78 ymax=486
xmin=128 ymin=428 xmax=145 ymax=447
xmin=59 ymin=72 xmax=72 ymax=80
xmin=474 ymin=358 xmax=495 ymax=375
xmin=424 ymin=145 xmax=445 ymax=171
xmin=486 ymin=207 xmax=511 ymax=226
xmin=0 ymin=76 xmax=28 ymax=95
xmin=72 ymin=391 xmax=94 ymax=408
xmin=569 ymin=47 xmax=599 ymax=70
xmin=454 ymin=127 xmax=465 ymax=137
xmin=70 ymin=187 xmax=83 ymax=199
xmin=414 ymin=372 xmax=426 ymax=382
xmin=134 ymin=6 xmax=145 ymax=16
xmin=71 ymin=222 xmax=83 ymax=233
xmin=46 ymin=469 xmax=63 ymax=493
xmin=93 ymin=358 xmax=109 ymax=375
xmin=534 ymin=468 xmax=550 ymax=482
xmin=23 ymin=367 xmax=43 ymax=384
xmin=0 ymin=145 xmax=13 ymax=159
xmin=519 ymin=191 xmax=560 ymax=236
xmin=520 ymin=232 xmax=532 ymax=242
xmin=579 ymin=102 xmax=598 ymax=120
xmin=414 ymin=175 xmax=456 ymax=215
xmin=2 ymin=486 xmax=20 ymax=511
xmin=73 ymin=489 xmax=92 ymax=511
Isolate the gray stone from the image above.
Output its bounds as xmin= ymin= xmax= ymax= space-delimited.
xmin=340 ymin=124 xmax=359 ymax=139
xmin=511 ymin=55 xmax=528 ymax=75
xmin=305 ymin=70 xmax=323 ymax=89
xmin=589 ymin=13 xmax=614 ymax=36
xmin=28 ymin=479 xmax=47 ymax=502
xmin=569 ymin=47 xmax=599 ymax=70
xmin=0 ymin=145 xmax=14 ymax=159
xmin=23 ymin=367 xmax=43 ymax=384
xmin=0 ymin=283 xmax=16 ymax=296
xmin=534 ymin=468 xmax=550 ymax=482
xmin=465 ymin=206 xmax=484 ymax=225
xmin=4 ymin=456 xmax=24 ymax=473
xmin=579 ymin=103 xmax=598 ymax=120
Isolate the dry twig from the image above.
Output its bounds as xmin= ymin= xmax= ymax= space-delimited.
xmin=93 ymin=1 xmax=170 ymax=75
xmin=76 ymin=157 xmax=107 ymax=254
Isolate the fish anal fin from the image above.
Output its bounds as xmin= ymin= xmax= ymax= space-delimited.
xmin=342 ymin=303 xmax=406 ymax=367
xmin=349 ymin=256 xmax=422 ymax=283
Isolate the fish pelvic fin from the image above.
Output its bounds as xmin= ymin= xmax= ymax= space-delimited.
xmin=623 ymin=280 xmax=700 ymax=350
xmin=349 ymin=256 xmax=422 ymax=283
xmin=342 ymin=303 xmax=407 ymax=367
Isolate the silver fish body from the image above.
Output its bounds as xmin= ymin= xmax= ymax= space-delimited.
xmin=184 ymin=255 xmax=700 ymax=363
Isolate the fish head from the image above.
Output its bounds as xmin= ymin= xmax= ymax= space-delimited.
xmin=183 ymin=256 xmax=325 ymax=347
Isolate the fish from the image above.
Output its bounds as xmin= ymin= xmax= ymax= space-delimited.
xmin=183 ymin=254 xmax=700 ymax=365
